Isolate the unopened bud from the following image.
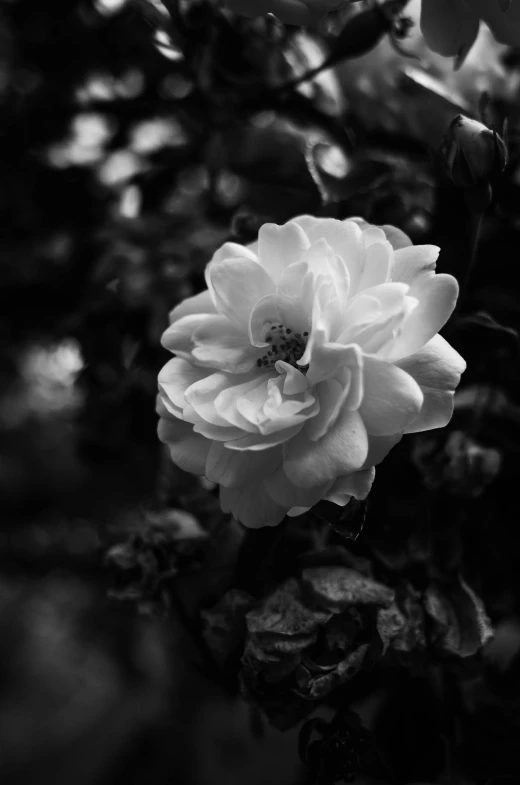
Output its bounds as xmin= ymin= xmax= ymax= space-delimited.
xmin=439 ymin=114 xmax=507 ymax=189
xmin=327 ymin=0 xmax=409 ymax=65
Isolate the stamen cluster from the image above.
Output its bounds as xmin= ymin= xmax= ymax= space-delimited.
xmin=256 ymin=324 xmax=309 ymax=369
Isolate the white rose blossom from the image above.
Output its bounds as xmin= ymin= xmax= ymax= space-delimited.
xmin=157 ymin=216 xmax=465 ymax=528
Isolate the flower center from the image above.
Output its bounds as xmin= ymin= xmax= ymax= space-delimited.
xmin=256 ymin=324 xmax=309 ymax=370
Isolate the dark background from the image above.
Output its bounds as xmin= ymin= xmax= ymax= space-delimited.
xmin=2 ymin=1 xmax=520 ymax=783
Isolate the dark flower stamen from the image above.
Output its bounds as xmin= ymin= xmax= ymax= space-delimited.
xmin=257 ymin=324 xmax=309 ymax=371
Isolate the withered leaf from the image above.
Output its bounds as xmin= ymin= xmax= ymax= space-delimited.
xmin=302 ymin=567 xmax=394 ymax=613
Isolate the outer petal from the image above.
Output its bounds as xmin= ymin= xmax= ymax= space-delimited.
xmin=392 ymin=245 xmax=439 ymax=287
xmin=380 ymin=224 xmax=412 ymax=251
xmin=257 ymin=221 xmax=310 ymax=282
xmin=161 ymin=314 xmax=207 ymax=360
xmin=292 ymin=216 xmax=365 ymax=293
xmin=396 ymin=334 xmax=466 ymax=433
xmin=209 ymin=258 xmax=275 ymax=331
xmin=225 ymin=423 xmax=304 ymax=451
xmin=284 ymin=408 xmax=368 ymax=487
xmin=216 ymin=373 xmax=271 ymax=432
xmin=356 ymin=241 xmax=393 ymax=293
xmin=359 ymin=357 xmax=424 ymax=436
xmin=205 ymin=441 xmax=281 ymax=488
xmin=420 ymin=0 xmax=479 ymax=57
xmin=384 ymin=274 xmax=459 ymax=361
xmin=192 ymin=315 xmax=259 ymax=372
xmin=220 ymin=484 xmax=287 ymax=528
xmin=348 ymin=218 xmax=412 ymax=251
xmin=362 ymin=432 xmax=402 ymax=468
xmin=168 ymin=290 xmax=216 ymax=325
xmin=264 ymin=466 xmax=333 ymax=508
xmin=158 ymin=357 xmax=209 ymax=412
xmin=157 ymin=415 xmax=210 ymax=475
xmin=325 ymin=467 xmax=376 ymax=505
xmin=185 ymin=372 xmax=238 ymax=427
xmin=207 ymin=241 xmax=257 ymax=270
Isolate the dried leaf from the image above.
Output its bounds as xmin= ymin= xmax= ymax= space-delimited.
xmin=302 ymin=567 xmax=394 ymax=613
xmin=201 ymin=589 xmax=254 ymax=667
xmin=246 ymin=579 xmax=331 ymax=638
xmin=293 ymin=644 xmax=369 ymax=700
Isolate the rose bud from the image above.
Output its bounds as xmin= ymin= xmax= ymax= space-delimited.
xmin=439 ymin=114 xmax=507 ymax=189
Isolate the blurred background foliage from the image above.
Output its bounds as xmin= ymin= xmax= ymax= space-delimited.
xmin=2 ymin=0 xmax=520 ymax=783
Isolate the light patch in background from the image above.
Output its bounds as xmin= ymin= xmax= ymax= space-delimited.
xmin=130 ymin=117 xmax=188 ymax=154
xmin=153 ymin=30 xmax=184 ymax=62
xmin=98 ymin=150 xmax=145 ymax=186
xmin=119 ymin=185 xmax=142 ymax=218
xmin=22 ymin=340 xmax=85 ymax=415
xmin=315 ymin=144 xmax=350 ymax=179
xmin=94 ymin=0 xmax=128 ymax=15
xmin=76 ymin=70 xmax=145 ymax=105
xmin=48 ymin=113 xmax=115 ymax=168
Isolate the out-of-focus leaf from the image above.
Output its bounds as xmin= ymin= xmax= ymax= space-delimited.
xmin=412 ymin=430 xmax=502 ymax=498
xmin=326 ymin=1 xmax=409 ymax=69
xmin=305 ymin=141 xmax=352 ymax=205
xmin=427 ymin=578 xmax=494 ymax=658
xmin=379 ymin=578 xmax=493 ymax=658
xmin=201 ymin=588 xmax=254 ymax=668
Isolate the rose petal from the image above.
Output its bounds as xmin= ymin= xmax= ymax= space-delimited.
xmin=396 ymin=334 xmax=466 ymax=433
xmin=292 ymin=216 xmax=365 ymax=293
xmin=287 ymin=506 xmax=312 ymax=517
xmin=380 ymin=224 xmax=412 ymax=251
xmin=209 ymin=258 xmax=275 ymax=331
xmin=226 ymin=423 xmax=304 ymax=451
xmin=158 ymin=357 xmax=209 ymax=411
xmin=356 ymin=241 xmax=393 ymax=293
xmin=216 ymin=373 xmax=271 ymax=432
xmin=185 ymin=372 xmax=240 ymax=427
xmin=220 ymin=484 xmax=287 ymax=528
xmin=275 ymin=361 xmax=309 ymax=395
xmin=157 ymin=416 xmax=210 ymax=475
xmin=392 ymin=245 xmax=440 ymax=287
xmin=284 ymin=408 xmax=368 ymax=487
xmin=325 ymin=467 xmax=376 ymax=505
xmin=359 ymin=357 xmax=424 ymax=436
xmin=362 ymin=432 xmax=402 ymax=468
xmin=305 ymin=341 xmax=362 ymax=390
xmin=264 ymin=466 xmax=333 ymax=508
xmin=385 ymin=274 xmax=459 ymax=361
xmin=161 ymin=314 xmax=207 ymax=360
xmin=192 ymin=315 xmax=259 ymax=372
xmin=257 ymin=221 xmax=310 ymax=282
xmin=306 ymin=378 xmax=345 ymax=441
xmin=169 ymin=290 xmax=217 ymax=325
xmin=348 ymin=218 xmax=412 ymax=251
xmin=206 ymin=441 xmax=281 ymax=488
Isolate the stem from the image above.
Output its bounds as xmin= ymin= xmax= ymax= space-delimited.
xmin=278 ymin=60 xmax=333 ymax=96
xmin=457 ymin=211 xmax=483 ymax=315
xmin=453 ymin=183 xmax=492 ymax=319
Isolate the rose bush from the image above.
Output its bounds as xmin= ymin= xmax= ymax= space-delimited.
xmin=157 ymin=214 xmax=465 ymax=528
xmin=421 ymin=0 xmax=520 ymax=59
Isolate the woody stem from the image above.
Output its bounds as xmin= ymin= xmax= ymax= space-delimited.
xmin=456 ymin=184 xmax=492 ymax=315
